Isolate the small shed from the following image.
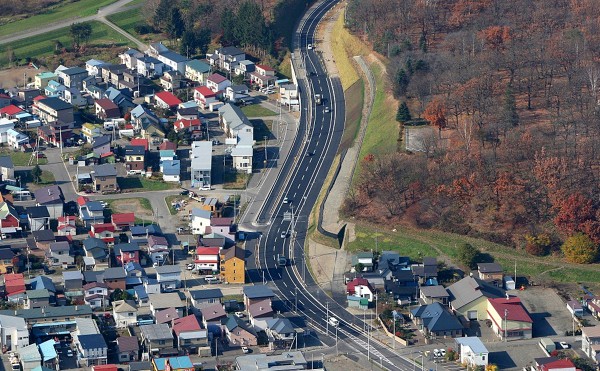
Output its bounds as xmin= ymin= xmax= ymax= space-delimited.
xmin=503 ymin=276 xmax=516 ymax=290
xmin=539 ymin=337 xmax=556 ymax=354
xmin=347 ymin=296 xmax=369 ymax=310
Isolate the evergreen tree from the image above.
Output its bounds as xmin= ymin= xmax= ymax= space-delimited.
xmin=396 ymin=102 xmax=412 ymax=123
xmin=167 ymin=7 xmax=185 ymax=40
xmin=153 ymin=0 xmax=172 ymax=31
xmin=395 ymin=68 xmax=409 ymax=96
xmin=221 ymin=8 xmax=236 ymax=45
xmin=31 ymin=165 xmax=42 ymax=183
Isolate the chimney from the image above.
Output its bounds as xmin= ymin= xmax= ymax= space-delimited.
xmin=505 ymin=293 xmax=510 ymax=300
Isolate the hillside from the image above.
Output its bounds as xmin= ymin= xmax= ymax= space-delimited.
xmin=343 ymin=0 xmax=600 ymax=263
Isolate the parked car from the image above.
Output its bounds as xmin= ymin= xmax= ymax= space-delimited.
xmin=433 ymin=349 xmax=441 ymax=358
xmin=242 ymin=346 xmax=250 ymax=354
xmin=559 ymin=341 xmax=570 ymax=349
xmin=186 ymin=263 xmax=195 ymax=270
xmin=235 ymin=311 xmax=245 ymax=318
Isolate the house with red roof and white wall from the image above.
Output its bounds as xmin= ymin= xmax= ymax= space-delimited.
xmin=193 ymin=87 xmax=217 ymax=110
xmin=206 ymin=73 xmax=231 ymax=93
xmin=250 ymin=65 xmax=276 ymax=88
xmin=155 ymin=91 xmax=182 ymax=110
xmin=194 ymin=247 xmax=220 ymax=274
xmin=346 ymin=278 xmax=375 ymax=302
xmin=487 ymin=297 xmax=533 ymax=341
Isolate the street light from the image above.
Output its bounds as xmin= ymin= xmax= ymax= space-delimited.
xmin=504 ymin=309 xmax=509 ymax=342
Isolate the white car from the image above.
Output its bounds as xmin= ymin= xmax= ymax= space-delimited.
xmin=328 ymin=317 xmax=339 ymax=327
xmin=235 ymin=311 xmax=245 ymax=318
xmin=559 ymin=341 xmax=570 ymax=349
xmin=433 ymin=349 xmax=441 ymax=358
xmin=440 ymin=349 xmax=446 ymax=357
xmin=280 ymin=231 xmax=287 ymax=239
xmin=283 ymin=197 xmax=289 ymax=204
xmin=324 ymin=106 xmax=330 ymax=113
xmin=308 ymin=44 xmax=313 ymax=50
xmin=186 ymin=263 xmax=195 ymax=270
xmin=242 ymin=346 xmax=250 ymax=354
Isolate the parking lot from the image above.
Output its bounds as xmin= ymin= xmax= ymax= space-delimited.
xmin=515 ymin=287 xmax=574 ymax=337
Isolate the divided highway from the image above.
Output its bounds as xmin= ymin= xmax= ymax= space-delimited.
xmin=247 ymin=1 xmax=419 ymax=370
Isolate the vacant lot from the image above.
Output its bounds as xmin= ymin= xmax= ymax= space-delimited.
xmin=223 ymin=171 xmax=250 ymax=190
xmin=241 ymin=105 xmax=277 ymax=118
xmin=118 ymin=177 xmax=178 ymax=192
xmin=103 ymin=197 xmax=153 ymax=224
xmin=0 ymin=21 xmax=133 ymax=67
xmin=106 ymin=6 xmax=163 ymax=44
xmin=516 ymin=287 xmax=573 ymax=337
xmin=0 ymin=0 xmax=117 ymax=39
xmin=0 ymin=149 xmax=47 ymax=166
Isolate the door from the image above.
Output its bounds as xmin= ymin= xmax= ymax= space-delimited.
xmin=467 ymin=310 xmax=478 ymax=320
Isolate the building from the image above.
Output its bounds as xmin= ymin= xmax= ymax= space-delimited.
xmin=114 ymin=243 xmax=140 ymax=266
xmin=410 ymin=302 xmax=463 ymax=338
xmin=264 ymin=318 xmax=296 ymax=350
xmin=582 ymin=326 xmax=600 ymax=364
xmin=33 ymin=185 xmax=64 ymax=219
xmin=190 ymin=141 xmax=212 ymax=189
xmin=57 ymin=215 xmax=77 ymax=236
xmin=352 ymin=252 xmax=374 ymax=272
xmin=567 ymin=300 xmax=584 ymax=317
xmin=6 ymin=129 xmax=29 ymax=150
xmin=47 ymin=241 xmax=74 ymax=268
xmin=79 ymin=199 xmax=105 ymax=227
xmin=185 ymin=60 xmax=211 ymax=83
xmin=250 ymin=64 xmax=276 ymax=87
xmin=243 ymin=285 xmax=275 ymax=308
xmin=224 ymin=314 xmax=257 ymax=347
xmin=0 ymin=249 xmax=15 ymax=274
xmin=218 ymin=104 xmax=254 ymax=173
xmin=487 ymin=297 xmax=533 ymax=341
xmin=89 ymin=223 xmax=116 ymax=246
xmin=220 ymin=246 xmax=245 ymax=283
xmin=455 ymin=337 xmax=489 ymax=367
xmin=0 ymin=305 xmax=93 ymax=327
xmin=95 ymin=99 xmax=121 ymax=120
xmin=33 ymin=97 xmax=74 ymax=125
xmin=447 ymin=276 xmax=504 ymax=321
xmin=235 ymin=352 xmax=307 ymax=371
xmin=155 ymin=265 xmax=182 ymax=291
xmin=139 ymin=324 xmax=173 ymax=357
xmin=55 ymin=66 xmax=88 ymax=90
xmin=419 ymin=285 xmax=450 ymax=305
xmin=206 ymin=73 xmax=231 ymax=93
xmin=100 ymin=267 xmax=127 ymax=291
xmin=199 ymin=303 xmax=227 ymax=334
xmin=24 ymin=289 xmax=50 ymax=309
xmin=116 ymin=336 xmax=139 ymax=363
xmin=194 ymin=247 xmax=219 ymax=273
xmin=76 ymin=333 xmax=108 ymax=367
xmin=154 ymin=91 xmax=182 ymax=110
xmin=190 ymin=208 xmax=212 ymax=235
xmin=113 ymin=300 xmax=138 ymax=328
xmin=162 ymin=160 xmax=181 ymax=182
xmin=152 ymin=356 xmax=193 ymax=371
xmin=477 ymin=263 xmax=504 ymax=285
xmin=193 ymin=86 xmax=217 ymax=110
xmin=208 ymin=46 xmax=246 ymax=72
xmin=120 ymin=49 xmax=145 ymax=69
xmin=92 ymin=164 xmax=118 ymax=193
xmin=0 ymin=313 xmax=29 ymax=350
xmin=147 ymin=235 xmax=169 ymax=266
xmin=172 ymin=315 xmax=208 ymax=352
xmin=34 ymin=72 xmax=57 ymax=90
xmin=189 ymin=289 xmax=223 ymax=310
xmin=148 ymin=43 xmax=189 ymax=74
xmin=125 ymin=145 xmax=146 ymax=174
xmin=112 ymin=213 xmax=135 ymax=231
xmin=346 ymin=278 xmax=375 ymax=302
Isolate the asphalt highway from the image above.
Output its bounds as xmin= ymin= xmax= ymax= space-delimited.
xmin=247 ymin=1 xmax=421 ymax=369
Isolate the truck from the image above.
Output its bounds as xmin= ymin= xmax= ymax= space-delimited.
xmin=315 ymin=94 xmax=322 ymax=105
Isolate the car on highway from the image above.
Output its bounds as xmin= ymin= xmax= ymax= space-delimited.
xmin=324 ymin=106 xmax=330 ymax=113
xmin=308 ymin=44 xmax=313 ymax=49
xmin=559 ymin=341 xmax=569 ymax=349
xmin=283 ymin=197 xmax=289 ymax=204
xmin=280 ymin=231 xmax=287 ymax=239
xmin=328 ymin=317 xmax=339 ymax=327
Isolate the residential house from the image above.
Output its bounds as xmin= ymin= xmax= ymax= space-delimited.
xmin=235 ymin=352 xmax=307 ymax=371
xmin=147 ymin=235 xmax=169 ymax=266
xmin=477 ymin=263 xmax=504 ymax=286
xmin=92 ymin=135 xmax=112 ymax=157
xmin=567 ymin=300 xmax=584 ymax=317
xmin=92 ymin=164 xmax=118 ymax=193
xmin=172 ymin=315 xmax=208 ymax=352
xmin=248 ymin=299 xmax=274 ymax=326
xmin=30 ymin=229 xmax=56 ymax=251
xmin=33 ymin=185 xmax=64 ymax=219
xmin=155 ymin=307 xmax=179 ymax=325
xmin=137 ymin=56 xmax=165 ymax=78
xmin=194 ymin=247 xmax=219 ymax=273
xmin=419 ymin=285 xmax=450 ymax=305
xmin=148 ymin=43 xmax=189 ymax=74
xmin=0 ymin=105 xmax=22 ymax=120
xmin=410 ymin=302 xmax=463 ymax=338
xmin=125 ymin=145 xmax=145 ymax=174
xmin=112 ymin=213 xmax=135 ymax=231
xmin=352 ymin=251 xmax=374 ymax=272
xmin=27 ymin=206 xmax=50 ymax=231
xmin=86 ymin=59 xmax=108 ymax=76
xmin=159 ymin=150 xmax=176 ymax=163
xmin=19 ymin=343 xmax=42 ymax=370
xmin=185 ymin=60 xmax=211 ymax=84
xmin=57 ymin=216 xmax=77 ymax=236
xmin=224 ymin=85 xmax=250 ymax=103
xmin=243 ymin=285 xmax=275 ymax=308
xmin=131 ymin=105 xmax=160 ymax=130
xmin=159 ymin=140 xmax=177 ymax=151
xmin=189 ymin=289 xmax=223 ymax=310
xmin=412 ymin=257 xmax=438 ymax=284
xmin=0 ymin=314 xmax=29 ymax=350
xmin=0 ymin=201 xmax=19 ymax=230
xmin=104 ymin=87 xmax=134 ymax=112
xmin=535 ymin=358 xmax=576 ymax=371
xmin=224 ymin=314 xmax=257 ymax=347
xmin=79 ymin=198 xmax=105 ymax=227
xmin=455 ymin=337 xmax=489 ymax=367
xmin=5 ymin=273 xmax=26 ymax=302
xmin=83 ymin=238 xmax=109 ymax=270
xmin=114 ymin=243 xmax=140 ymax=266
xmin=63 ymin=270 xmax=84 ymax=292
xmin=190 ymin=141 xmax=212 ymax=189
xmin=582 ymin=325 xmax=600 ymax=364
xmin=160 ymin=71 xmax=184 ymax=91
xmin=0 ymin=305 xmax=93 ymax=327
xmin=234 ymin=60 xmax=255 ymax=77
xmin=75 ymin=333 xmax=108 ymax=366
xmin=346 ymin=278 xmax=375 ymax=302
xmin=116 ymin=336 xmax=139 ymax=363
xmin=176 ymin=104 xmax=199 ymax=121
xmin=265 ymin=318 xmax=296 ymax=350
xmin=173 ymin=118 xmax=201 ymax=133
xmin=162 ymin=160 xmax=180 ymax=182
xmin=82 ymin=123 xmax=103 ymax=143
xmin=139 ymin=323 xmax=174 ymax=356
xmin=0 ymin=93 xmax=9 ymax=109
xmin=124 ymin=261 xmax=146 ymax=287
xmin=206 ymin=73 xmax=231 ymax=93
xmin=129 ymin=362 xmax=153 ymax=371
xmin=34 ymin=72 xmax=57 ymax=90
xmin=487 ymin=297 xmax=533 ymax=341
xmin=119 ymin=49 xmax=145 ymax=70
xmin=113 ymin=300 xmax=138 ymax=328
xmin=47 ymin=241 xmax=73 ymax=268
xmin=100 ymin=267 xmax=127 ymax=291
xmin=33 ymin=97 xmax=74 ymax=124
xmin=62 ymin=87 xmax=88 ymax=108
xmin=83 ymin=282 xmax=108 ymax=309
xmin=193 ymin=86 xmax=217 ymax=110
xmin=154 ymin=91 xmax=182 ymax=110
xmin=24 ymin=289 xmax=50 ymax=309
xmin=37 ymin=121 xmax=73 ymax=147
xmin=6 ymin=129 xmax=28 ymax=150
xmin=155 ymin=265 xmax=182 ymax=291
xmin=55 ymin=66 xmax=88 ymax=90
xmin=95 ymin=99 xmax=121 ymax=120
xmin=190 ymin=208 xmax=212 ymax=235
xmin=89 ymin=223 xmax=116 ymax=246
xmin=0 ymin=249 xmax=15 ymax=274
xmin=208 ymin=46 xmax=246 ymax=72
xmin=218 ymin=104 xmax=254 ymax=173
xmin=220 ymin=246 xmax=245 ymax=284
xmin=250 ymin=64 xmax=276 ymax=87
xmin=152 ymin=356 xmax=194 ymax=371
xmin=447 ymin=276 xmax=504 ymax=321
xmin=199 ymin=303 xmax=226 ymax=334
xmin=279 ymin=84 xmax=299 ymax=108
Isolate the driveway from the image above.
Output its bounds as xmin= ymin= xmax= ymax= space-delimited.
xmin=515 ymin=286 xmax=574 ymax=337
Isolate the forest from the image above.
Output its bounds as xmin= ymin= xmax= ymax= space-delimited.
xmin=343 ymin=0 xmax=600 ymax=263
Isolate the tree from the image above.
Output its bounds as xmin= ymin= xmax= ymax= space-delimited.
xmin=457 ymin=243 xmax=480 ymax=270
xmin=220 ymin=8 xmax=236 ymax=45
xmin=423 ymin=98 xmax=447 ymax=130
xmin=396 ymin=102 xmax=412 ymax=123
xmin=355 ymin=263 xmax=365 ymax=273
xmin=524 ymin=234 xmax=551 ymax=256
xmin=166 ymin=7 xmax=184 ymax=40
xmin=153 ymin=0 xmax=172 ymax=31
xmin=110 ymin=288 xmax=130 ymax=301
xmin=31 ymin=165 xmax=42 ymax=184
xmin=503 ymin=87 xmax=519 ymax=126
xmin=180 ymin=28 xmax=211 ymax=56
xmin=70 ymin=23 xmax=92 ymax=50
xmin=561 ymin=233 xmax=598 ymax=264
xmin=395 ymin=68 xmax=409 ymax=96
xmin=167 ymin=129 xmax=178 ymax=143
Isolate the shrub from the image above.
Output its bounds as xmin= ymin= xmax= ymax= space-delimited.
xmin=525 ymin=233 xmax=551 ymax=256
xmin=561 ymin=233 xmax=598 ymax=264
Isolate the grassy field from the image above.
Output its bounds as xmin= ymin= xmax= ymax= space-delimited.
xmin=117 ymin=177 xmax=178 ymax=191
xmin=0 ymin=0 xmax=118 ymax=39
xmin=338 ymin=80 xmax=364 ymax=152
xmin=241 ymin=105 xmax=277 ymax=117
xmin=347 ymin=222 xmax=600 ymax=284
xmin=223 ymin=171 xmax=250 ymax=190
xmin=0 ymin=149 xmax=47 ymax=166
xmin=106 ymin=7 xmax=143 ymax=36
xmin=0 ymin=21 xmax=134 ymax=67
xmin=252 ymin=119 xmax=274 ymax=143
xmin=353 ymin=63 xmax=398 ymax=182
xmin=102 ymin=197 xmax=154 ymax=224
xmin=330 ymin=10 xmax=370 ymax=90
xmin=165 ymin=194 xmax=186 ymax=215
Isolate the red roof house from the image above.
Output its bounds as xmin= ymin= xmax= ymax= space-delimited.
xmin=77 ymin=196 xmax=90 ymax=206
xmin=95 ymin=98 xmax=121 ymax=120
xmin=173 ymin=314 xmax=201 ymax=335
xmin=155 ymin=91 xmax=182 ymax=109
xmin=5 ymin=273 xmax=26 ymax=297
xmin=111 ymin=213 xmax=135 ymax=231
xmin=194 ymin=247 xmax=220 ymax=272
xmin=173 ymin=118 xmax=201 ymax=133
xmin=0 ymin=105 xmax=23 ymax=119
xmin=130 ymin=138 xmax=149 ymax=151
xmin=487 ymin=297 xmax=533 ymax=341
xmin=539 ymin=359 xmax=576 ymax=371
xmin=159 ymin=141 xmax=177 ymax=151
xmin=89 ymin=223 xmax=116 ymax=245
xmin=346 ymin=277 xmax=375 ymax=302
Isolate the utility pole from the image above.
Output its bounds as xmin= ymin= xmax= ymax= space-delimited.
xmin=326 ymin=301 xmax=329 ymax=334
xmin=393 ymin=318 xmax=395 ymax=349
xmin=263 ymin=135 xmax=268 ymax=165
xmin=504 ymin=309 xmax=508 ymax=342
xmin=295 ymin=286 xmax=298 ymax=312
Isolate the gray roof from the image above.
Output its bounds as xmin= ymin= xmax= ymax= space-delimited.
xmin=225 ymin=314 xmax=256 ymax=334
xmin=114 ymin=243 xmax=139 ymax=255
xmin=411 ymin=302 xmax=463 ymax=332
xmin=190 ymin=289 xmax=223 ymax=301
xmin=478 ymin=262 xmax=503 ymax=273
xmin=420 ymin=285 xmax=449 ymax=298
xmin=447 ymin=276 xmax=504 ymax=310
xmin=63 ymin=270 xmax=83 ymax=281
xmin=28 ymin=206 xmax=50 ymax=218
xmin=26 ymin=289 xmax=50 ymax=299
xmin=102 ymin=267 xmax=127 ymax=280
xmin=128 ymin=361 xmax=153 ymax=371
xmin=217 ymin=46 xmax=245 ymax=57
xmin=38 ymin=97 xmax=73 ymax=111
xmin=266 ymin=317 xmax=294 ymax=335
xmin=93 ymin=163 xmax=117 ymax=177
xmin=30 ymin=276 xmax=56 ymax=292
xmin=78 ymin=333 xmax=107 ymax=350
xmin=149 ymin=293 xmax=183 ymax=310
xmin=93 ymin=135 xmax=111 ymax=148
xmin=31 ymin=229 xmax=55 ymax=241
xmin=155 ymin=265 xmax=181 ymax=275
xmin=199 ymin=303 xmax=226 ymax=321
xmin=140 ymin=323 xmax=173 ymax=341
xmin=190 ymin=141 xmax=212 ymax=172
xmin=160 ymin=50 xmax=188 ymax=63
xmin=243 ymin=285 xmax=275 ymax=299
xmin=125 ymin=145 xmax=145 ymax=156
xmin=0 ymin=305 xmax=92 ymax=319
xmin=191 ymin=207 xmax=211 ymax=219
xmin=50 ymin=241 xmax=70 ymax=252
xmin=0 ymin=156 xmax=13 ymax=169
xmin=61 ymin=66 xmax=87 ymax=76
xmin=236 ymin=352 xmax=307 ymax=371
xmin=33 ymin=185 xmax=63 ymax=204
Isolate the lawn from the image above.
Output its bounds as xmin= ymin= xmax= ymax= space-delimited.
xmin=252 ymin=119 xmax=274 ymax=143
xmin=223 ymin=171 xmax=250 ymax=190
xmin=330 ymin=10 xmax=370 ymax=90
xmin=0 ymin=0 xmax=118 ymax=39
xmin=0 ymin=149 xmax=47 ymax=166
xmin=0 ymin=21 xmax=134 ymax=67
xmin=338 ymin=79 xmax=364 ymax=153
xmin=16 ymin=169 xmax=55 ymax=190
xmin=241 ymin=105 xmax=277 ymax=117
xmin=117 ymin=177 xmax=179 ymax=191
xmin=107 ymin=7 xmax=164 ymax=44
